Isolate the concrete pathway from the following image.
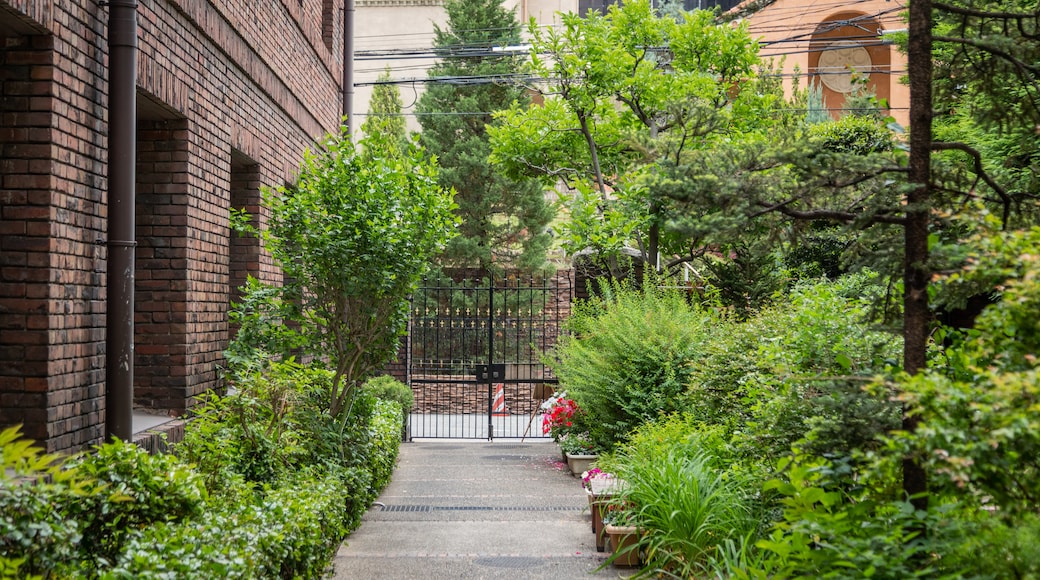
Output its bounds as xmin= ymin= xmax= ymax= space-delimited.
xmin=332 ymin=441 xmax=633 ymax=579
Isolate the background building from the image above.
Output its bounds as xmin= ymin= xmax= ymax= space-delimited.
xmin=736 ymin=0 xmax=909 ymax=126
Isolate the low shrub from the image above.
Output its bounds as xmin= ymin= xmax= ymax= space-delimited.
xmin=550 ymin=281 xmax=712 ymax=451
xmin=363 ymin=375 xmax=414 ymax=417
xmin=65 ymin=438 xmax=207 ymax=570
xmin=0 ymin=426 xmax=90 ymax=577
xmin=0 ymin=362 xmax=404 ymax=578
xmin=687 ymin=272 xmax=900 ymax=463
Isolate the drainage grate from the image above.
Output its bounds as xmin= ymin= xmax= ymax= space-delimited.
xmin=473 ymin=556 xmax=545 ymax=569
xmin=440 ymin=506 xmax=581 ymax=512
xmin=379 ymin=505 xmax=581 ymax=512
xmin=378 ymin=505 xmax=433 ymax=513
xmin=481 ymin=454 xmax=528 ymax=461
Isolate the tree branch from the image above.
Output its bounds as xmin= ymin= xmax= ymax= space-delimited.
xmin=933 ymin=35 xmax=1040 ymax=75
xmin=756 ymin=200 xmax=908 ymax=225
xmin=933 ymin=2 xmax=1039 ymax=21
xmin=931 ymin=141 xmax=1012 ymax=227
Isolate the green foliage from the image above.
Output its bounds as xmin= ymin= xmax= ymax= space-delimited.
xmin=489 ymin=0 xmax=772 ymax=269
xmin=234 ymin=129 xmax=456 ymax=418
xmin=931 ymin=0 xmax=1040 ymax=227
xmin=178 ymin=361 xmax=339 ymax=489
xmin=360 ymin=67 xmax=411 ymax=160
xmin=702 ymin=240 xmax=786 ymax=319
xmin=224 ymin=275 xmax=305 ymax=369
xmin=367 ymin=400 xmax=404 ymax=493
xmin=0 ymin=426 xmax=91 ymax=577
xmin=416 ymin=0 xmax=553 ymax=272
xmin=751 ymin=452 xmax=949 ymax=579
xmin=363 ymin=375 xmax=414 ymax=416
xmin=686 ymin=273 xmax=900 ymax=462
xmin=550 ymin=282 xmax=711 ymax=451
xmin=610 ymin=447 xmax=758 ymax=578
xmin=783 ymin=226 xmax=853 ymax=280
xmin=940 ymin=511 xmax=1040 ymax=579
xmin=807 ymin=114 xmax=893 ymax=155
xmin=65 ymin=438 xmax=207 ymax=568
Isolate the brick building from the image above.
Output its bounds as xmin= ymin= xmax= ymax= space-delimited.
xmin=1 ymin=0 xmax=346 ymax=453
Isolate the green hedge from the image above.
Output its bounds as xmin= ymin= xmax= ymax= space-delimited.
xmin=0 ymin=372 xmax=405 ymax=579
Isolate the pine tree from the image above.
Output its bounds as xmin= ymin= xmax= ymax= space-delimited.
xmin=416 ymin=0 xmax=554 ymax=273
xmin=360 ymin=67 xmax=410 ymax=159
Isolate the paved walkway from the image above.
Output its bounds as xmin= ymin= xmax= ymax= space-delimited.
xmin=332 ymin=441 xmax=633 ymax=579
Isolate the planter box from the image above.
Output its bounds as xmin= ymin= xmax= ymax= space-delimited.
xmin=605 ymin=525 xmax=640 ymax=567
xmin=585 ymin=476 xmax=623 ymax=552
xmin=587 ymin=491 xmax=612 ymax=552
xmin=565 ymin=453 xmax=597 ymax=477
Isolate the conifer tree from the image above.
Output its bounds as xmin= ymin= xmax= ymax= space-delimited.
xmin=360 ymin=67 xmax=410 ymax=159
xmin=416 ymin=0 xmax=554 ymax=273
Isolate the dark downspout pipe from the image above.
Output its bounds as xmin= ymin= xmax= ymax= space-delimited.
xmin=343 ymin=0 xmax=354 ymax=136
xmin=106 ymin=0 xmax=138 ymax=441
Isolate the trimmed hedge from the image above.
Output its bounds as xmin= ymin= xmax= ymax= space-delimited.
xmin=0 ymin=390 xmax=404 ymax=579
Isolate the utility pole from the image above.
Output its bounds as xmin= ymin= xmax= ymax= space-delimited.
xmin=343 ymin=0 xmax=355 ymax=136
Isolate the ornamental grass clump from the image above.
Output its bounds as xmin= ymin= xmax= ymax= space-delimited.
xmin=613 ymin=449 xmax=758 ymax=578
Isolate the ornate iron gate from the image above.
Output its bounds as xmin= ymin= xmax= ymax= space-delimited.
xmin=408 ymin=272 xmax=571 ymax=439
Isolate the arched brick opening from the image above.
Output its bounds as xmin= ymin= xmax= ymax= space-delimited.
xmin=808 ymin=11 xmax=891 ymax=119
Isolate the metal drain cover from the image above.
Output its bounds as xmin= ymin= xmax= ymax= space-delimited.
xmin=481 ymin=454 xmax=527 ymax=461
xmin=473 ymin=556 xmax=545 ymax=569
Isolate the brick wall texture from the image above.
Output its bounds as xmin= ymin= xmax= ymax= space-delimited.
xmin=1 ymin=0 xmax=345 ymax=453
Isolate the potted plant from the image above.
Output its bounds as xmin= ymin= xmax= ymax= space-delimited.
xmin=602 ymin=497 xmax=640 ymax=567
xmin=582 ymin=468 xmax=620 ymax=552
xmin=604 ymin=522 xmax=640 ymax=567
xmin=560 ymin=433 xmax=599 ymax=476
xmin=542 ymin=393 xmax=601 ymax=475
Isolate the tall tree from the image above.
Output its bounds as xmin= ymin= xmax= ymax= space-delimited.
xmin=416 ymin=0 xmax=554 ymax=272
xmin=489 ymin=0 xmax=772 ymax=274
xmin=230 ymin=130 xmax=457 ymax=419
xmin=360 ymin=67 xmax=411 ymax=160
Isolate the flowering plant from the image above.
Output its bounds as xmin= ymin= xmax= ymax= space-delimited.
xmin=541 ymin=391 xmax=581 ymax=439
xmin=558 ymin=432 xmax=597 ymax=455
xmin=581 ymin=467 xmax=615 ymax=493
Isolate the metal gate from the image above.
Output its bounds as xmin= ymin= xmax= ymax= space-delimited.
xmin=407 ymin=272 xmax=571 ymax=439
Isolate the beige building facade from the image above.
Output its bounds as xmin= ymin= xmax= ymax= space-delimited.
xmin=353 ymin=0 xmax=579 ymax=134
xmin=737 ymin=0 xmax=910 ymax=127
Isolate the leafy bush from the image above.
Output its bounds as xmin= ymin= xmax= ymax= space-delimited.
xmin=550 ymin=282 xmax=712 ymax=451
xmin=687 ymin=273 xmax=900 ymax=463
xmin=178 ymin=361 xmax=342 ymax=490
xmin=749 ymin=452 xmax=950 ymax=580
xmin=807 ymin=114 xmax=893 ymax=155
xmin=0 ymin=426 xmax=91 ymax=577
xmin=363 ymin=375 xmax=414 ymax=416
xmin=367 ymin=400 xmax=403 ymax=494
xmin=65 ymin=438 xmax=206 ymax=569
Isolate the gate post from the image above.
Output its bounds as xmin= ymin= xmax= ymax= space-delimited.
xmin=487 ymin=276 xmax=494 ymax=440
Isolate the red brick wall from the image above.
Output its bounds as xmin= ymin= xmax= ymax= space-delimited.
xmin=1 ymin=0 xmax=345 ymax=452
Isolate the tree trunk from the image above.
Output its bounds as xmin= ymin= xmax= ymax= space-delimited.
xmin=903 ymin=0 xmax=933 ymax=511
